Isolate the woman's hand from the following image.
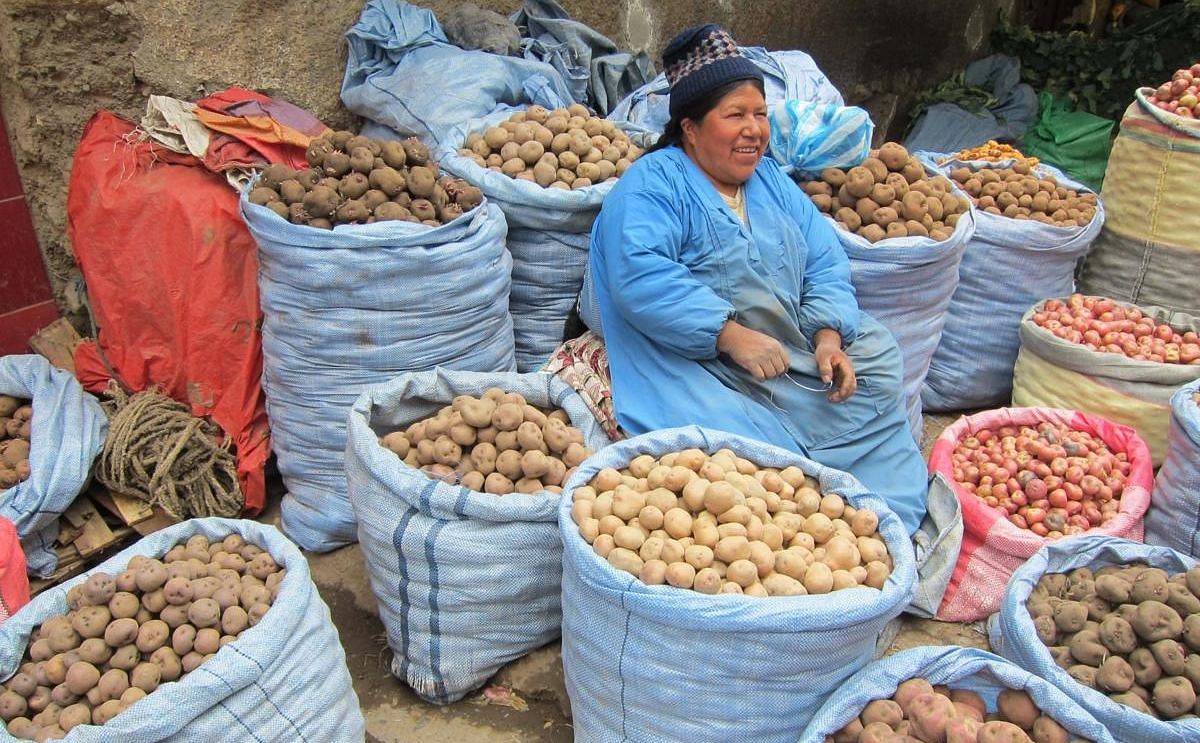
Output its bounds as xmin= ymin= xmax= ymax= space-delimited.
xmin=718 ymin=319 xmax=789 ymax=381
xmin=815 ymin=329 xmax=856 ymax=402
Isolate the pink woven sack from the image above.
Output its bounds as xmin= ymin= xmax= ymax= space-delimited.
xmin=928 ymin=407 xmax=1152 ymax=621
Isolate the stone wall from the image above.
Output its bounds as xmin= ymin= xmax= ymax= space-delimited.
xmin=0 ymin=0 xmax=1010 ymax=314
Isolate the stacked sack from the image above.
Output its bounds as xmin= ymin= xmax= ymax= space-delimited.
xmin=439 ymin=105 xmax=644 ymax=371
xmin=1079 ymin=74 xmax=1200 ymax=316
xmin=928 ymin=407 xmax=1152 ymax=621
xmin=0 ymin=356 xmax=106 ymax=577
xmin=240 ymin=131 xmax=516 ymax=552
xmin=793 ymin=142 xmax=976 ymax=438
xmin=345 ymin=369 xmax=608 ymax=703
xmin=1012 ymin=294 xmax=1200 ymax=464
xmin=558 ymin=426 xmax=915 ymax=741
xmin=921 ymin=155 xmax=1105 ymax=412
xmin=1145 ymin=380 xmax=1200 ymax=557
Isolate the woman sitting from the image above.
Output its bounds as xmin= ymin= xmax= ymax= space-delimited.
xmin=587 ymin=24 xmax=928 ymax=533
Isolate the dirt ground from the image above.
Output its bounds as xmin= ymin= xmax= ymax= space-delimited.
xmin=283 ymin=411 xmax=989 ymax=741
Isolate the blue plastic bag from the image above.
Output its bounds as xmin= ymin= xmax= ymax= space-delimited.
xmin=607 ymin=47 xmax=843 ymax=137
xmin=558 ymin=426 xmax=916 ymax=742
xmin=769 ymin=102 xmax=873 ymax=178
xmin=0 ymin=518 xmax=364 ymax=741
xmin=1146 ymin=379 xmax=1200 ymax=557
xmin=921 ymin=156 xmax=1105 ymax=412
xmin=799 ymin=645 xmax=1115 ymax=742
xmin=0 ymin=355 xmax=107 ymax=577
xmin=346 ymin=369 xmax=608 ymax=703
xmin=988 ymin=535 xmax=1200 ymax=743
xmin=240 ymin=191 xmax=516 ymax=552
xmin=341 ymin=0 xmax=573 ymax=151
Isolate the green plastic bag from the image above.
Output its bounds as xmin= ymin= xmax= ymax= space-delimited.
xmin=1022 ymin=92 xmax=1115 ymax=190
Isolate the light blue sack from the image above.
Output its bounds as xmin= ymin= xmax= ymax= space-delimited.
xmin=346 ymin=369 xmax=608 ymax=703
xmin=558 ymin=426 xmax=916 ymax=742
xmin=799 ymin=645 xmax=1115 ymax=742
xmin=831 ymin=170 xmax=977 ymax=438
xmin=988 ymin=535 xmax=1200 ymax=743
xmin=921 ymin=156 xmax=1105 ymax=412
xmin=240 ymin=192 xmax=516 ymax=553
xmin=1146 ymin=379 xmax=1200 ymax=557
xmin=341 ymin=0 xmax=573 ymax=152
xmin=0 ymin=355 xmax=107 ymax=577
xmin=439 ymin=110 xmax=620 ymax=370
xmin=769 ymin=102 xmax=873 ymax=178
xmin=607 ymin=47 xmax=844 ymax=137
xmin=0 ymin=518 xmax=364 ymax=741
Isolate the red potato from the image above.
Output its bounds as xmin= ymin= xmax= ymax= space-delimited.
xmin=1032 ymin=294 xmax=1200 ymax=366
xmin=948 ymin=417 xmax=1130 ymax=538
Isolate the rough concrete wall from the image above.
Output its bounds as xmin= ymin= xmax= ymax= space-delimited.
xmin=0 ymin=0 xmax=1008 ymax=316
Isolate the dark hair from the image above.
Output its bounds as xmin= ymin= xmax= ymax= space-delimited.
xmin=648 ymin=78 xmax=767 ymax=153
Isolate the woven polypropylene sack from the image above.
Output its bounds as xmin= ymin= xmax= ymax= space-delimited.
xmin=558 ymin=426 xmax=916 ymax=742
xmin=928 ymin=407 xmax=1152 ymax=622
xmin=0 ymin=355 xmax=107 ymax=577
xmin=1012 ymin=299 xmax=1200 ymax=464
xmin=437 ymin=111 xmax=621 ymax=371
xmin=346 ymin=369 xmax=608 ymax=703
xmin=241 ymin=193 xmax=516 ymax=552
xmin=798 ymin=645 xmax=1115 ymax=743
xmin=0 ymin=518 xmax=364 ymax=741
xmin=1078 ymin=92 xmax=1200 ymax=316
xmin=988 ymin=535 xmax=1200 ymax=743
xmin=833 ymin=171 xmax=977 ymax=438
xmin=1146 ymin=379 xmax=1200 ymax=557
xmin=922 ymin=159 xmax=1105 ymax=412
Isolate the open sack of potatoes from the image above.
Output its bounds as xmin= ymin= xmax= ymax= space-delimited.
xmin=239 ymin=133 xmax=516 ymax=554
xmin=989 ymin=535 xmax=1200 ymax=743
xmin=438 ymin=104 xmax=644 ymax=233
xmin=795 ymin=142 xmax=978 ymax=438
xmin=557 ymin=426 xmax=917 ymax=743
xmin=0 ymin=356 xmax=107 ymax=578
xmin=344 ymin=368 xmax=608 ymax=704
xmin=0 ymin=518 xmax=363 ymax=741
xmin=921 ymin=156 xmax=1106 ymax=413
xmin=798 ymin=645 xmax=1116 ymax=743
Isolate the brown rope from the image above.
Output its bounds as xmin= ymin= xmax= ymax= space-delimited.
xmin=97 ymin=385 xmax=243 ymax=520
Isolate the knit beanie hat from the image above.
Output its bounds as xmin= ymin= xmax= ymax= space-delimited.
xmin=663 ymin=24 xmax=764 ymax=119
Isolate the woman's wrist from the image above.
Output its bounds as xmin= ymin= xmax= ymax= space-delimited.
xmin=814 ymin=328 xmax=842 ymax=350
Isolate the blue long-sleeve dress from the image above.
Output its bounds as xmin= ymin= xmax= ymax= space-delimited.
xmin=589 ymin=145 xmax=928 ymax=533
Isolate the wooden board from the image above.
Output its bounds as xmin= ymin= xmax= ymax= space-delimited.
xmin=27 ymin=317 xmax=83 ymax=374
xmin=132 ymin=507 xmax=179 ymax=536
xmin=63 ymin=498 xmax=116 ymax=557
xmin=90 ymin=486 xmax=155 ymax=526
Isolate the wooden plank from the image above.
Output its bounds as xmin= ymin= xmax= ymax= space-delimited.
xmin=131 ymin=507 xmax=179 ymax=537
xmin=66 ymin=499 xmax=118 ymax=557
xmin=27 ymin=317 xmax=83 ymax=374
xmin=90 ymin=486 xmax=155 ymax=526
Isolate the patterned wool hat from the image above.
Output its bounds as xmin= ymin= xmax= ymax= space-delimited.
xmin=663 ymin=24 xmax=764 ymax=119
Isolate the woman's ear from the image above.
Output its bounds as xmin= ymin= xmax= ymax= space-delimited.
xmin=680 ymin=118 xmax=697 ymax=146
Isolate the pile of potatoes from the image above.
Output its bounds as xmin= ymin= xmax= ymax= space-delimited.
xmin=948 ymin=165 xmax=1097 ymax=228
xmin=1028 ymin=563 xmax=1200 ymax=720
xmin=455 ymin=104 xmax=643 ymax=190
xmin=827 ymin=680 xmax=1092 ymax=743
xmin=571 ymin=448 xmax=893 ymax=597
xmin=248 ymin=131 xmax=483 ymax=229
xmin=0 ymin=533 xmax=283 ymax=739
xmin=0 ymin=395 xmax=32 ymax=490
xmin=379 ymin=389 xmax=593 ymax=496
xmin=798 ymin=142 xmax=970 ymax=243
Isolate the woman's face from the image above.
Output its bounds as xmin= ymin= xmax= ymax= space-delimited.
xmin=682 ymin=82 xmax=769 ymax=194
